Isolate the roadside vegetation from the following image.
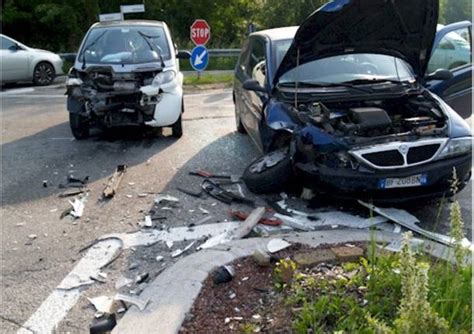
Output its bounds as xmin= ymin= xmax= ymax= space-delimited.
xmin=183 ymin=73 xmax=234 ymax=86
xmin=3 ymin=0 xmax=471 ymax=53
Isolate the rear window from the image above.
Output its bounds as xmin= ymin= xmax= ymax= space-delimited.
xmin=78 ymin=26 xmax=171 ymax=65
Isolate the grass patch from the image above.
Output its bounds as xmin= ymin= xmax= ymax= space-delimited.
xmin=180 ymin=56 xmax=238 ymax=71
xmin=280 ymin=234 xmax=471 ymax=333
xmin=183 ymin=73 xmax=234 ymax=86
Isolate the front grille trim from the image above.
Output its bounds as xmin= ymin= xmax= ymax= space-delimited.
xmin=349 ymin=138 xmax=448 ymax=170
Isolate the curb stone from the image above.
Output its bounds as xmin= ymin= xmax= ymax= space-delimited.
xmin=111 ymin=229 xmax=441 ymax=334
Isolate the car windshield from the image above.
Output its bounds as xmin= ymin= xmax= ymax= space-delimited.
xmin=78 ymin=26 xmax=171 ymax=65
xmin=277 ymin=51 xmax=415 ymax=85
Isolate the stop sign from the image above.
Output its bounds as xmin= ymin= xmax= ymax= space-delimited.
xmin=190 ymin=19 xmax=211 ymax=46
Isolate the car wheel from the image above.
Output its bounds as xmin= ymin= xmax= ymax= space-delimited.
xmin=234 ymin=93 xmax=246 ymax=134
xmin=69 ymin=113 xmax=90 ymax=140
xmin=172 ymin=102 xmax=184 ymax=138
xmin=243 ymin=148 xmax=293 ymax=194
xmin=33 ymin=62 xmax=55 ymax=86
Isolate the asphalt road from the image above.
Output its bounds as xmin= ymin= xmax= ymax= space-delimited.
xmin=0 ymin=84 xmax=472 ymax=333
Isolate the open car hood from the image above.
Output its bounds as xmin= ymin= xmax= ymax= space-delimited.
xmin=274 ymin=0 xmax=439 ymax=84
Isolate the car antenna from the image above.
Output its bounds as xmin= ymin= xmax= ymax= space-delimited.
xmin=294 ymin=47 xmax=300 ymax=108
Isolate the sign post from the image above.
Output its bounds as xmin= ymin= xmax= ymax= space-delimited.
xmin=190 ymin=19 xmax=211 ymax=78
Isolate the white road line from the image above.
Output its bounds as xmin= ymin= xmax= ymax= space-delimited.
xmin=1 ymin=94 xmax=65 ymax=98
xmin=17 ymin=239 xmax=122 ymax=334
xmin=17 ymin=222 xmax=240 ymax=333
xmin=0 ymin=88 xmax=35 ymax=95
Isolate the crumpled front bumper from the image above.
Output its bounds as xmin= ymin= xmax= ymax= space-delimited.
xmin=295 ymin=154 xmax=472 ymax=203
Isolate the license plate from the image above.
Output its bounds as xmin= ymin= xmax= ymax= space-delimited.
xmin=379 ymin=174 xmax=428 ymax=189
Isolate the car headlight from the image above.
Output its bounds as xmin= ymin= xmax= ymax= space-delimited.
xmin=152 ymin=70 xmax=176 ymax=87
xmin=436 ymin=137 xmax=472 ymax=160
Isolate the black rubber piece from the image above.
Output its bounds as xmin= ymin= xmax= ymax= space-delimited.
xmin=243 ymin=151 xmax=293 ymax=194
xmin=172 ymin=102 xmax=184 ymax=138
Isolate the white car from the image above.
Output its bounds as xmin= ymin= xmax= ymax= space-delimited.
xmin=66 ymin=20 xmax=190 ymax=139
xmin=0 ymin=34 xmax=64 ymax=85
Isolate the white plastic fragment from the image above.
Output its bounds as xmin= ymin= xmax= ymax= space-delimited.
xmin=68 ymin=195 xmax=87 ymax=218
xmin=165 ymin=240 xmax=174 ymax=249
xmin=141 ymin=215 xmax=153 ymax=228
xmin=154 ymin=194 xmax=179 ymax=205
xmin=267 ymin=239 xmax=291 ymax=253
xmin=28 ymin=234 xmax=37 ymax=240
xmin=155 ymin=255 xmax=164 ymax=262
xmin=199 ymin=207 xmax=210 ymax=214
xmin=115 ymin=276 xmax=133 ymax=290
xmin=114 ymin=293 xmax=150 ymax=311
xmin=171 ymin=241 xmax=196 ymax=258
xmin=88 ymin=296 xmax=114 ymax=313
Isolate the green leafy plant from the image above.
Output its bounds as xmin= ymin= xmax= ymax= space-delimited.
xmin=273 ymin=258 xmax=297 ymax=291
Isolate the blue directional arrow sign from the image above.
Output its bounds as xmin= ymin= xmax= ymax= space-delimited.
xmin=190 ymin=45 xmax=209 ymax=72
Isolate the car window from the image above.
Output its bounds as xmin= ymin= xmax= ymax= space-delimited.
xmin=1 ymin=37 xmax=16 ymax=50
xmin=428 ymin=27 xmax=472 ymax=73
xmin=248 ymin=39 xmax=266 ymax=86
xmin=78 ymin=26 xmax=171 ymax=65
xmin=237 ymin=39 xmax=251 ymax=75
xmin=279 ymin=54 xmax=414 ymax=84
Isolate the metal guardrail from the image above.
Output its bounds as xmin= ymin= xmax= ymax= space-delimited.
xmin=59 ymin=49 xmax=241 ymax=62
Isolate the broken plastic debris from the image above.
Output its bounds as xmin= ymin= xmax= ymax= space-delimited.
xmin=199 ymin=207 xmax=210 ymax=214
xmin=213 ymin=265 xmax=235 ymax=284
xmin=140 ymin=215 xmax=153 ymax=228
xmin=171 ymin=241 xmax=196 ymax=258
xmin=88 ymin=296 xmax=114 ymax=313
xmin=155 ymin=255 xmax=164 ymax=262
xmin=114 ymin=293 xmax=150 ymax=311
xmin=28 ymin=234 xmax=37 ymax=240
xmin=135 ymin=272 xmax=149 ymax=284
xmin=267 ymin=239 xmax=291 ymax=253
xmin=115 ymin=276 xmax=133 ymax=290
xmin=89 ymin=313 xmax=117 ymax=334
xmin=165 ymin=240 xmax=174 ymax=249
xmin=103 ymin=165 xmax=127 ymax=199
xmin=68 ymin=195 xmax=87 ymax=218
xmin=154 ymin=194 xmax=179 ymax=205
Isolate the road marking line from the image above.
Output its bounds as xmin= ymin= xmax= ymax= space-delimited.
xmin=17 ymin=222 xmax=240 ymax=333
xmin=1 ymin=94 xmax=65 ymax=98
xmin=0 ymin=88 xmax=35 ymax=95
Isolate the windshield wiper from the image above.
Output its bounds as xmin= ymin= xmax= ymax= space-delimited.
xmin=137 ymin=31 xmax=165 ymax=68
xmin=81 ymin=31 xmax=107 ymax=70
xmin=344 ymin=78 xmax=407 ymax=85
xmin=280 ymin=81 xmax=373 ymax=94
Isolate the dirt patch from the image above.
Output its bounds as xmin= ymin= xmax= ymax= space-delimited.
xmin=180 ymin=242 xmax=366 ymax=333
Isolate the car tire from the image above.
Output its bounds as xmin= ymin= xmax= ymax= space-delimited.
xmin=234 ymin=93 xmax=247 ymax=134
xmin=172 ymin=102 xmax=184 ymax=138
xmin=243 ymin=148 xmax=293 ymax=194
xmin=33 ymin=62 xmax=55 ymax=86
xmin=69 ymin=112 xmax=90 ymax=140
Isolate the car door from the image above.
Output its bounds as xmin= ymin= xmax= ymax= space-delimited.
xmin=239 ymin=36 xmax=268 ymax=151
xmin=426 ymin=22 xmax=472 ymax=118
xmin=0 ymin=36 xmax=30 ymax=82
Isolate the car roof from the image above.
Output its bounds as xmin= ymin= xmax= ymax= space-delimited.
xmin=91 ymin=20 xmax=165 ymax=29
xmin=250 ymin=27 xmax=298 ymax=42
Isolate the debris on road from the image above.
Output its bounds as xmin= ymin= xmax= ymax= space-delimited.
xmin=103 ymin=165 xmax=127 ymax=199
xmin=89 ymin=313 xmax=117 ymax=334
xmin=267 ymin=239 xmax=291 ymax=253
xmin=213 ymin=265 xmax=235 ymax=285
xmin=230 ymin=210 xmax=283 ymax=226
xmin=43 ymin=180 xmax=48 ymax=188
xmin=68 ymin=195 xmax=87 ymax=218
xmin=201 ymin=179 xmax=254 ymax=205
xmin=114 ymin=293 xmax=150 ymax=311
xmin=115 ymin=276 xmax=133 ymax=290
xmin=199 ymin=207 xmax=265 ymax=250
xmin=59 ymin=189 xmax=86 ymax=198
xmin=90 ymin=272 xmax=108 ymax=284
xmin=171 ymin=241 xmax=196 ymax=258
xmin=154 ymin=194 xmax=180 ymax=205
xmin=88 ymin=296 xmax=114 ymax=314
xmin=359 ymin=200 xmax=474 ymax=250
xmin=156 ymin=255 xmax=164 ymax=262
xmin=139 ymin=215 xmax=153 ymax=228
xmin=177 ymin=186 xmax=203 ymax=198
xmin=28 ymin=234 xmax=37 ymax=240
xmin=135 ymin=272 xmax=149 ymax=284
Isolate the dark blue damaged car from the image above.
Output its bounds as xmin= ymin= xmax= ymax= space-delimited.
xmin=233 ymin=0 xmax=472 ymax=203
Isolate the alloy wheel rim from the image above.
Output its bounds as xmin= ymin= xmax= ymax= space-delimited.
xmin=35 ymin=64 xmax=53 ymax=85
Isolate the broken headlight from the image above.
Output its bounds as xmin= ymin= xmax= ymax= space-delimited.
xmin=66 ymin=77 xmax=83 ymax=86
xmin=435 ymin=137 xmax=472 ymax=160
xmin=152 ymin=70 xmax=176 ymax=87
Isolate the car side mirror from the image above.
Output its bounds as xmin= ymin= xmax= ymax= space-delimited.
xmin=176 ymin=51 xmax=191 ymax=59
xmin=425 ymin=69 xmax=453 ymax=81
xmin=8 ymin=43 xmax=21 ymax=52
xmin=243 ymin=79 xmax=267 ymax=93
